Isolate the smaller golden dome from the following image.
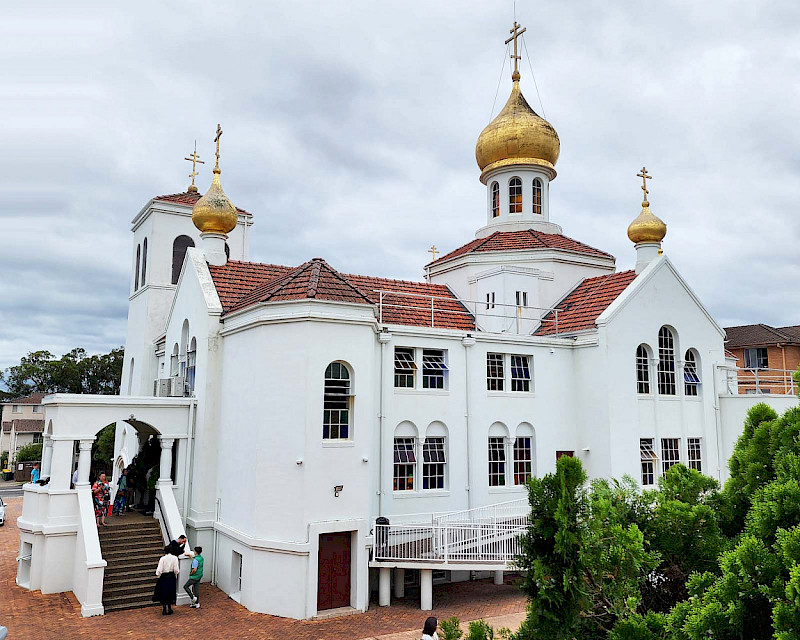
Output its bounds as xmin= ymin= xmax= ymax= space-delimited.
xmin=627 ymin=201 xmax=667 ymax=244
xmin=192 ymin=168 xmax=237 ymax=235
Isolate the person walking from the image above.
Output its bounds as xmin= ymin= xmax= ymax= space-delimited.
xmin=112 ymin=469 xmax=128 ymax=516
xmin=153 ymin=545 xmax=180 ymax=615
xmin=91 ymin=472 xmax=111 ymax=527
xmin=30 ymin=463 xmax=40 ymax=484
xmin=422 ymin=616 xmax=439 ymax=640
xmin=184 ymin=546 xmax=204 ymax=608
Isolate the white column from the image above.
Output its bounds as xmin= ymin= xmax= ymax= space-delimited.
xmin=493 ymin=570 xmax=504 ymax=585
xmin=393 ymin=568 xmax=405 ymax=598
xmin=41 ymin=435 xmax=54 ymax=477
xmin=634 ymin=242 xmax=661 ymax=273
xmin=159 ymin=437 xmax=174 ymax=483
xmin=378 ymin=567 xmax=391 ymax=606
xmin=200 ymin=232 xmax=228 ymax=266
xmin=77 ymin=439 xmax=93 ymax=485
xmin=420 ymin=569 xmax=433 ymax=611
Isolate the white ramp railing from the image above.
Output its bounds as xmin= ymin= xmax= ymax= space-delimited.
xmin=433 ymin=498 xmax=529 ymax=527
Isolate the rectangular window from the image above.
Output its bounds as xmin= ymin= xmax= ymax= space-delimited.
xmin=32 ymin=433 xmax=43 ymax=444
xmin=640 ymin=438 xmax=657 ymax=486
xmin=513 ymin=437 xmax=532 ymax=485
xmin=394 ymin=347 xmax=416 ymax=388
xmin=556 ymin=450 xmax=574 ymax=460
xmin=687 ymin=437 xmax=702 ymax=472
xmin=12 ymin=405 xmax=21 ymax=414
xmin=684 ymin=361 xmax=700 ymax=396
xmin=422 ymin=349 xmax=448 ymax=389
xmin=187 ymin=348 xmax=197 ymax=392
xmin=486 ymin=353 xmax=504 ymax=391
xmin=422 ymin=437 xmax=446 ymax=490
xmin=31 ymin=405 xmax=42 ymax=414
xmin=393 ymin=438 xmax=416 ymax=491
xmin=744 ymin=347 xmax=769 ymax=369
xmin=515 ymin=291 xmax=528 ymax=307
xmin=510 ymin=355 xmax=532 ymax=392
xmin=485 ymin=292 xmax=495 ymax=310
xmin=488 ymin=437 xmax=506 ymax=486
xmin=661 ymin=438 xmax=680 ymax=475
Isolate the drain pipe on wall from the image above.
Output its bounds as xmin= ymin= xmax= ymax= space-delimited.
xmin=462 ymin=333 xmax=476 ymax=510
xmin=182 ymin=398 xmax=196 ymax=532
xmin=377 ymin=330 xmax=391 ymax=516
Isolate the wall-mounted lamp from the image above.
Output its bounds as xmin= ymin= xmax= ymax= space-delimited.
xmin=362 ymin=457 xmax=369 ymax=463
xmin=334 ymin=484 xmax=343 ymax=497
xmin=295 ymin=459 xmax=303 ymax=465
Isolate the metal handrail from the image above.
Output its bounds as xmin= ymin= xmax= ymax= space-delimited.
xmin=154 ymin=495 xmax=172 ymax=542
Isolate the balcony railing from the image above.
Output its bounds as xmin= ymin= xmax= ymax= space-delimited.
xmin=432 ymin=498 xmax=530 ymax=527
xmin=724 ymin=367 xmax=798 ymax=396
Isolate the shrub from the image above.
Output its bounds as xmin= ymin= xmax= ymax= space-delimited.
xmin=440 ymin=617 xmax=464 ymax=640
xmin=467 ymin=620 xmax=494 ymax=640
xmin=16 ymin=442 xmax=42 ymax=462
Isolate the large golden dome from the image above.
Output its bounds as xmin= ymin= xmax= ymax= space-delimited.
xmin=475 ymin=80 xmax=560 ymax=180
xmin=192 ymin=168 xmax=237 ymax=234
xmin=627 ymin=201 xmax=667 ymax=244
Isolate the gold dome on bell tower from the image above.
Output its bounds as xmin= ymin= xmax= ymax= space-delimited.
xmin=192 ymin=124 xmax=238 ymax=235
xmin=627 ymin=167 xmax=667 ymax=244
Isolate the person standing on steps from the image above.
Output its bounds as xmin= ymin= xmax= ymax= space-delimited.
xmin=153 ymin=545 xmax=180 ymax=615
xmin=91 ymin=472 xmax=111 ymax=527
xmin=112 ymin=468 xmax=128 ymax=515
xmin=184 ymin=546 xmax=204 ymax=608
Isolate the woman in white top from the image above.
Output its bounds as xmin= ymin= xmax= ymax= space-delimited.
xmin=422 ymin=616 xmax=439 ymax=640
xmin=152 ymin=545 xmax=180 ymax=615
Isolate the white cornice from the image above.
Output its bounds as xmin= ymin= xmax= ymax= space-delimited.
xmin=429 ymin=248 xmax=615 ymax=278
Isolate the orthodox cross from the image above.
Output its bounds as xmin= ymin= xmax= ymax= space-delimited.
xmin=184 ymin=141 xmax=205 ymax=193
xmin=213 ymin=124 xmax=223 ymax=171
xmin=428 ymin=245 xmax=439 ymax=262
xmin=505 ymin=21 xmax=526 ymax=81
xmin=637 ymin=167 xmax=652 ymax=204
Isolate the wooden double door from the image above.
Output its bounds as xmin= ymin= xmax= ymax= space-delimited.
xmin=317 ymin=532 xmax=352 ymax=611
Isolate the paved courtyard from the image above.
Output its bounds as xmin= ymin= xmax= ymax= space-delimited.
xmin=0 ymin=498 xmax=527 ymax=639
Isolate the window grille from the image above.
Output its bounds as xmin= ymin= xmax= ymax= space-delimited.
xmin=657 ymin=327 xmax=677 ymax=395
xmin=640 ymin=438 xmax=657 ymax=486
xmin=486 ymin=353 xmax=504 ymax=391
xmin=532 ymin=178 xmax=542 ymax=215
xmin=509 ymin=177 xmax=522 ymax=214
xmin=491 ymin=181 xmax=500 ymax=218
xmin=393 ymin=437 xmax=416 ymax=491
xmin=744 ymin=347 xmax=768 ymax=369
xmin=661 ymin=438 xmax=680 ymax=475
xmin=510 ymin=355 xmax=531 ymax=392
xmin=485 ymin=292 xmax=495 ymax=310
xmin=488 ymin=437 xmax=506 ymax=486
xmin=422 ymin=349 xmax=448 ymax=389
xmin=422 ymin=437 xmax=446 ymax=489
xmin=394 ymin=347 xmax=416 ymax=388
xmin=687 ymin=437 xmax=702 ymax=472
xmin=684 ymin=350 xmax=700 ymax=396
xmin=513 ymin=437 xmax=533 ymax=485
xmin=636 ymin=345 xmax=650 ymax=394
xmin=515 ymin=291 xmax=528 ymax=307
xmin=323 ymin=362 xmax=351 ymax=440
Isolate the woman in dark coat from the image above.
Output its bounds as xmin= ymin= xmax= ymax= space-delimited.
xmin=153 ymin=545 xmax=180 ymax=614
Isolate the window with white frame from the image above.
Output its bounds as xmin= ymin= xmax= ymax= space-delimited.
xmin=510 ymin=355 xmax=532 ymax=392
xmin=513 ymin=437 xmax=533 ymax=485
xmin=684 ymin=350 xmax=700 ymax=397
xmin=486 ymin=353 xmax=504 ymax=391
xmin=33 ymin=433 xmax=43 ymax=444
xmin=491 ymin=181 xmax=500 ymax=218
xmin=485 ymin=292 xmax=495 ymax=310
xmin=422 ymin=349 xmax=448 ymax=389
xmin=640 ymin=438 xmax=657 ymax=486
xmin=488 ymin=437 xmax=506 ymax=486
xmin=32 ymin=405 xmax=42 ymax=414
xmin=636 ymin=344 xmax=651 ymax=394
xmin=687 ymin=437 xmax=702 ymax=472
xmin=532 ymin=178 xmax=543 ymax=215
xmin=661 ymin=438 xmax=680 ymax=475
xmin=515 ymin=291 xmax=528 ymax=307
xmin=170 ymin=345 xmax=179 ymax=377
xmin=394 ymin=347 xmax=416 ymax=388
xmin=508 ymin=177 xmax=523 ymax=214
xmin=422 ymin=437 xmax=446 ymax=489
xmin=187 ymin=338 xmax=197 ymax=392
xmin=744 ymin=347 xmax=769 ymax=369
xmin=657 ymin=327 xmax=677 ymax=395
xmin=393 ymin=437 xmax=416 ymax=491
xmin=322 ymin=362 xmax=351 ymax=440
xmin=12 ymin=405 xmax=21 ymax=414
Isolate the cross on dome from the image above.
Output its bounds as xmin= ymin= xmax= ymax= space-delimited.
xmin=213 ymin=124 xmax=223 ymax=173
xmin=185 ymin=141 xmax=205 ymax=193
xmin=504 ymin=21 xmax=527 ymax=82
xmin=637 ymin=167 xmax=652 ymax=205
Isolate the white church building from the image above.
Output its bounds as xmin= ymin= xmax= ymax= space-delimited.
xmin=16 ymin=24 xmax=798 ymax=620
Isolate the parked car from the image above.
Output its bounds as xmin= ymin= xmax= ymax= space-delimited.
xmin=0 ymin=496 xmax=5 ymax=526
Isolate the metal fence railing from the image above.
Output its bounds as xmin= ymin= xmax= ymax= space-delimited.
xmin=432 ymin=498 xmax=530 ymax=527
xmin=723 ymin=367 xmax=798 ymax=396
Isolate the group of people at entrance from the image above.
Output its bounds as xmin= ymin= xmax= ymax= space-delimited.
xmin=153 ymin=534 xmax=204 ymax=615
xmin=88 ymin=468 xmax=134 ymax=527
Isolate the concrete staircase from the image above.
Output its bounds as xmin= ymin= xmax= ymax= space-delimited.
xmin=98 ymin=517 xmax=164 ymax=612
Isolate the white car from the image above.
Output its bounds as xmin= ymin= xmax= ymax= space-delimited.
xmin=0 ymin=496 xmax=5 ymax=526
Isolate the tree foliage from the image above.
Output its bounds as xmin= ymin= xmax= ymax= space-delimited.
xmin=16 ymin=442 xmax=43 ymax=462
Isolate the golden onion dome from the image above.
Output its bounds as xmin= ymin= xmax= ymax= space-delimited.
xmin=191 ymin=167 xmax=237 ymax=234
xmin=475 ymin=80 xmax=560 ymax=180
xmin=627 ymin=201 xmax=667 ymax=244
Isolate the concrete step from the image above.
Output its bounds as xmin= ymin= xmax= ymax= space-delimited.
xmin=103 ymin=546 xmax=163 ymax=559
xmin=105 ymin=572 xmax=158 ymax=590
xmin=105 ymin=562 xmax=159 ymax=577
xmin=100 ymin=538 xmax=165 ymax=554
xmin=104 ymin=598 xmax=159 ymax=613
xmin=103 ymin=580 xmax=157 ymax=599
xmin=98 ymin=524 xmax=162 ymax=538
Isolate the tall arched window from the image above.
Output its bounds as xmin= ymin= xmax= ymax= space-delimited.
xmin=127 ymin=358 xmax=135 ymax=395
xmin=134 ymin=244 xmax=141 ymax=291
xmin=532 ymin=178 xmax=543 ymax=215
xmin=684 ymin=349 xmax=700 ymax=397
xmin=514 ymin=422 xmax=535 ymax=485
xmin=179 ymin=320 xmax=190 ymax=377
xmin=172 ymin=235 xmax=195 ymax=285
xmin=141 ymin=238 xmax=148 ymax=286
xmin=170 ymin=344 xmax=179 ymax=376
xmin=657 ymin=327 xmax=677 ymax=395
xmin=636 ymin=344 xmax=651 ymax=394
xmin=509 ymin=178 xmax=522 ymax=214
xmin=323 ymin=362 xmax=352 ymax=440
xmin=423 ymin=422 xmax=448 ymax=490
xmin=490 ymin=181 xmax=500 ymax=218
xmin=187 ymin=337 xmax=197 ymax=392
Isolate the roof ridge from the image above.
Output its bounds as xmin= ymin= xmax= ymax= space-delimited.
xmin=307 ymin=259 xmax=322 ymax=298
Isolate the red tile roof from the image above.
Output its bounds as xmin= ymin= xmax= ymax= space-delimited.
xmin=154 ymin=191 xmax=252 ymax=217
xmin=3 ymin=393 xmax=46 ymax=405
xmin=724 ymin=324 xmax=800 ymax=349
xmin=432 ymin=229 xmax=613 ymax=264
xmin=11 ymin=419 xmax=45 ymax=433
xmin=535 ymin=270 xmax=637 ymax=336
xmin=208 ymin=261 xmax=293 ymax=311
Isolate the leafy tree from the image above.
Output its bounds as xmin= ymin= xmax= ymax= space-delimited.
xmin=93 ymin=424 xmax=116 ymax=464
xmin=16 ymin=442 xmax=43 ymax=462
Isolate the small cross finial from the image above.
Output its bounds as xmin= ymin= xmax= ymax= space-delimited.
xmin=213 ymin=124 xmax=223 ymax=173
xmin=184 ymin=140 xmax=205 ymax=193
xmin=504 ymin=21 xmax=526 ymax=82
xmin=428 ymin=245 xmax=439 ymax=262
xmin=637 ymin=166 xmax=652 ymax=205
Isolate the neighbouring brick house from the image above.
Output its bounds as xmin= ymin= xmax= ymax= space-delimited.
xmin=0 ymin=393 xmax=46 ymax=464
xmin=724 ymin=324 xmax=800 ymax=395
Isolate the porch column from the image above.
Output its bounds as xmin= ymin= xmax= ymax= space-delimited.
xmin=77 ymin=439 xmax=94 ymax=485
xmin=393 ymin=568 xmax=405 ymax=598
xmin=420 ymin=569 xmax=433 ymax=611
xmin=378 ymin=567 xmax=391 ymax=606
xmin=158 ymin=437 xmax=174 ymax=483
xmin=493 ymin=570 xmax=504 ymax=585
xmin=41 ymin=435 xmax=54 ymax=477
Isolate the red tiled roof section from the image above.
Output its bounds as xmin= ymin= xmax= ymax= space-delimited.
xmin=433 ymin=229 xmax=613 ymax=264
xmin=535 ymin=270 xmax=637 ymax=336
xmin=11 ymin=419 xmax=45 ymax=433
xmin=208 ymin=261 xmax=293 ymax=311
xmin=3 ymin=393 xmax=46 ymax=405
xmin=154 ymin=192 xmax=252 ymax=217
xmin=723 ymin=324 xmax=800 ymax=348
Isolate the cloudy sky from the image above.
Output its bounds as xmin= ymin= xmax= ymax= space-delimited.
xmin=2 ymin=1 xmax=799 ymax=371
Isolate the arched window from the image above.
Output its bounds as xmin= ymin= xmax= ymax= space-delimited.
xmin=179 ymin=320 xmax=189 ymax=378
xmin=684 ymin=349 xmax=701 ymax=397
xmin=514 ymin=422 xmax=535 ymax=485
xmin=172 ymin=235 xmax=195 ymax=285
xmin=488 ymin=422 xmax=509 ymax=487
xmin=187 ymin=337 xmax=197 ymax=392
xmin=141 ymin=238 xmax=148 ymax=286
xmin=323 ymin=362 xmax=352 ymax=440
xmin=508 ymin=177 xmax=522 ymax=214
xmin=532 ymin=178 xmax=543 ymax=215
xmin=422 ymin=422 xmax=448 ymax=490
xmin=636 ymin=344 xmax=651 ymax=394
xmin=127 ymin=358 xmax=135 ymax=395
xmin=657 ymin=327 xmax=677 ymax=395
xmin=393 ymin=421 xmax=418 ymax=492
xmin=134 ymin=244 xmax=141 ymax=291
xmin=225 ymin=242 xmax=230 ymax=261
xmin=490 ymin=182 xmax=500 ymax=218
xmin=170 ymin=344 xmax=179 ymax=376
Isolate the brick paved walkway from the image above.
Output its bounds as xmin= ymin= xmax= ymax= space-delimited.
xmin=0 ymin=498 xmax=527 ymax=639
